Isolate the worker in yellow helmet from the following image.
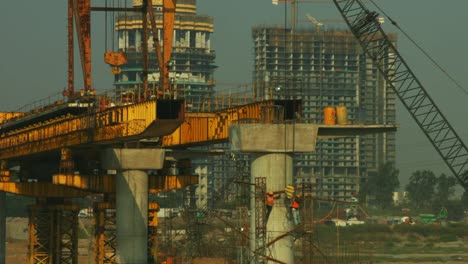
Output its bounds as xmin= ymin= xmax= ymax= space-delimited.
xmin=291 ymin=194 xmax=303 ymax=225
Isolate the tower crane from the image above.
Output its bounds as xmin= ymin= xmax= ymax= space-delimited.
xmin=331 ymin=0 xmax=468 ymax=189
xmin=148 ymin=0 xmax=176 ymax=98
xmin=66 ymin=0 xmax=176 ymax=100
xmin=305 ymin=14 xmax=324 ymax=32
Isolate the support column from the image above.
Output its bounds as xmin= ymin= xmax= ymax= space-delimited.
xmin=116 ymin=169 xmax=148 ymax=263
xmin=251 ymin=153 xmax=294 ymax=263
xmin=101 ymin=148 xmax=165 ymax=264
xmin=229 ymin=123 xmax=319 ymax=264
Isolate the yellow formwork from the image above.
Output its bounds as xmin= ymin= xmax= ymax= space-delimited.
xmin=0 ymin=100 xmax=158 ymax=160
xmin=161 ymin=100 xmax=274 ymax=147
xmin=0 ymin=182 xmax=90 ymax=197
xmin=0 ymin=112 xmax=24 ymax=123
xmin=149 ymin=175 xmax=199 ymax=193
xmin=0 ymin=100 xmax=280 ymax=159
xmin=53 ymin=173 xmax=198 ymax=194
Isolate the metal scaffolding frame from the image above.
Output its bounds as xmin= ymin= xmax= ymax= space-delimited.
xmin=254 ymin=177 xmax=266 ymax=263
xmin=93 ymin=202 xmax=117 ymax=264
xmin=28 ymin=202 xmax=79 ymax=264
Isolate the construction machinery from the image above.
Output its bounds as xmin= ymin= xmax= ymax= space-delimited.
xmin=305 ymin=14 xmax=324 ymax=32
xmin=332 ymin=0 xmax=468 ymax=190
xmin=420 ymin=207 xmax=448 ymax=224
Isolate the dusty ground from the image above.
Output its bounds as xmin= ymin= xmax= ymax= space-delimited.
xmin=6 ymin=238 xmax=91 ymax=263
xmin=5 ymin=217 xmax=91 ymax=264
xmin=5 ymin=217 xmax=467 ymax=263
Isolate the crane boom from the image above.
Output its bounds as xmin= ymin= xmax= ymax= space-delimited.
xmin=148 ymin=0 xmax=165 ymax=95
xmin=306 ymin=14 xmax=324 ymax=32
xmin=332 ymin=0 xmax=468 ymax=189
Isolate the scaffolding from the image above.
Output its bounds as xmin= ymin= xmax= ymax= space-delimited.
xmin=254 ymin=177 xmax=267 ymax=263
xmin=93 ymin=202 xmax=116 ymax=264
xmin=28 ymin=202 xmax=79 ymax=264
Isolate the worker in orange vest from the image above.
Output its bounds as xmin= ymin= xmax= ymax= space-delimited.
xmin=291 ymin=194 xmax=302 ymax=225
xmin=265 ymin=191 xmax=277 ymax=222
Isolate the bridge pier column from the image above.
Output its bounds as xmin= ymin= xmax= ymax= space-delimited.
xmin=229 ymin=124 xmax=318 ymax=264
xmin=101 ymin=148 xmax=165 ymax=264
xmin=116 ymin=169 xmax=148 ymax=264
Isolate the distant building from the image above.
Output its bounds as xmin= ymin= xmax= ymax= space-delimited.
xmin=252 ymin=27 xmax=397 ymax=201
xmin=392 ymin=191 xmax=409 ymax=205
xmin=114 ymin=0 xmax=216 ymax=112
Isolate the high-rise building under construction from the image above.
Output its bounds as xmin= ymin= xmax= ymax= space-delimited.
xmin=112 ymin=1 xmax=396 ymax=204
xmin=252 ymin=26 xmax=396 ymax=200
xmin=114 ymin=0 xmax=216 ymax=112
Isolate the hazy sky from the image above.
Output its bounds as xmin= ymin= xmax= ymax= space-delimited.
xmin=1 ymin=0 xmax=468 ymax=190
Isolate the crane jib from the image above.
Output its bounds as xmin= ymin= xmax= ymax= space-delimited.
xmin=332 ymin=0 xmax=468 ymax=189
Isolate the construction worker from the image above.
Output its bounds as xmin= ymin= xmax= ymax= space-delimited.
xmin=265 ymin=191 xmax=276 ymax=222
xmin=291 ymin=194 xmax=302 ymax=225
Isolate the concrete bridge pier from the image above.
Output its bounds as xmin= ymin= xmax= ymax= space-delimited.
xmin=230 ymin=124 xmax=318 ymax=264
xmin=101 ymin=148 xmax=165 ymax=264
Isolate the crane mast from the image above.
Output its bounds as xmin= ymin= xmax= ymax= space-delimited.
xmin=332 ymin=0 xmax=468 ymax=189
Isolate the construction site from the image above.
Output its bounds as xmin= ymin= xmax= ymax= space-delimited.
xmin=0 ymin=0 xmax=467 ymax=264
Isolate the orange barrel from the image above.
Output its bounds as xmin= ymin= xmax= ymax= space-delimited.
xmin=323 ymin=107 xmax=336 ymax=125
xmin=336 ymin=106 xmax=348 ymax=125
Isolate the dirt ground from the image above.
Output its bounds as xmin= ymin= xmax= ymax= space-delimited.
xmin=5 ymin=218 xmax=90 ymax=264
xmin=5 ymin=217 xmax=467 ymax=263
xmin=6 ymin=238 xmax=90 ymax=264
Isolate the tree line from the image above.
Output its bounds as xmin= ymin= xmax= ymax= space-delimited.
xmin=360 ymin=162 xmax=468 ymax=220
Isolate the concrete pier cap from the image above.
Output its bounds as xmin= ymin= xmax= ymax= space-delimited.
xmin=229 ymin=123 xmax=319 ymax=153
xmin=101 ymin=148 xmax=166 ymax=170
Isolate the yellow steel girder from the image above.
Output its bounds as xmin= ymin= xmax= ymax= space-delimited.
xmin=0 ymin=100 xmax=281 ymax=159
xmin=0 ymin=100 xmax=158 ymax=160
xmin=53 ymin=173 xmax=198 ymax=193
xmin=0 ymin=182 xmax=90 ymax=197
xmin=0 ymin=112 xmax=24 ymax=123
xmin=161 ymin=100 xmax=275 ymax=147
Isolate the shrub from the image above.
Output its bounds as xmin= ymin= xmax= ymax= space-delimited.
xmin=384 ymin=241 xmax=395 ymax=248
xmin=407 ymin=233 xmax=420 ymax=242
xmin=346 ymin=223 xmax=391 ymax=233
xmin=424 ymin=242 xmax=434 ymax=248
xmin=403 ymin=242 xmax=419 ymax=247
xmin=438 ymin=234 xmax=457 ymax=242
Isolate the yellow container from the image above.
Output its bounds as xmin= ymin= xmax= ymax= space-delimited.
xmin=323 ymin=107 xmax=336 ymax=125
xmin=336 ymin=106 xmax=348 ymax=125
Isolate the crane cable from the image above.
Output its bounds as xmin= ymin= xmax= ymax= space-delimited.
xmin=368 ymin=0 xmax=468 ymax=96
